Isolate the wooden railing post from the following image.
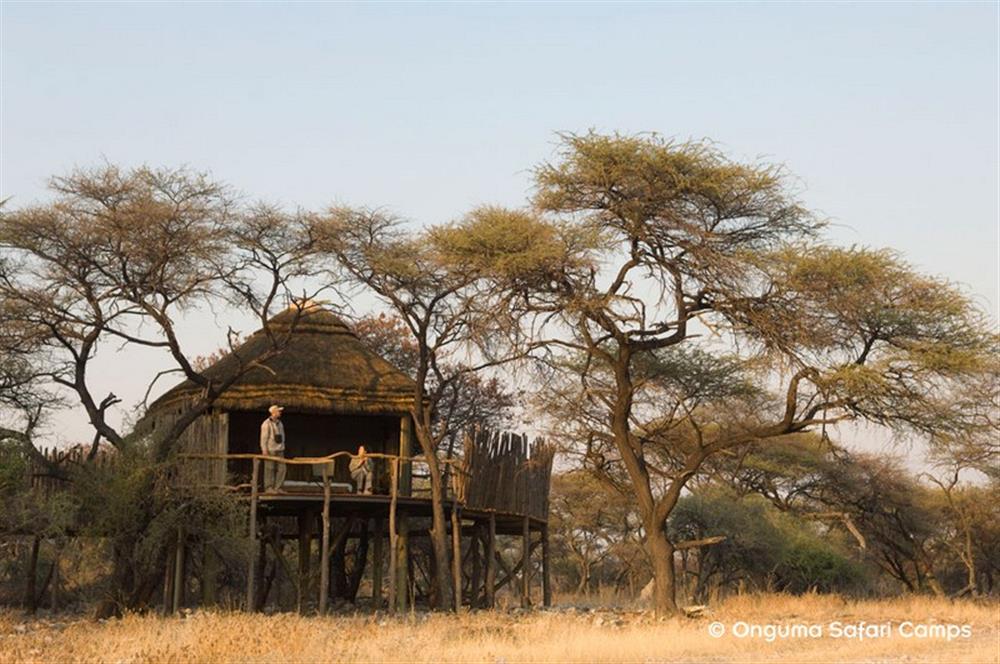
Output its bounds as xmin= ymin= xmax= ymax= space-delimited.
xmin=246 ymin=458 xmax=260 ymax=612
xmin=388 ymin=457 xmax=398 ymax=615
xmin=399 ymin=417 xmax=412 ymax=496
xmin=319 ymin=465 xmax=331 ymax=614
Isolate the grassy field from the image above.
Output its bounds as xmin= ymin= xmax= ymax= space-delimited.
xmin=1 ymin=594 xmax=997 ymax=663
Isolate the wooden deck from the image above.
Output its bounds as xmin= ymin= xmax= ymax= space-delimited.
xmin=254 ymin=489 xmax=547 ymax=535
xmin=200 ymin=452 xmax=554 ymax=613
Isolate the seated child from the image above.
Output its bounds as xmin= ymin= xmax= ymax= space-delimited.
xmin=349 ymin=444 xmax=373 ymax=494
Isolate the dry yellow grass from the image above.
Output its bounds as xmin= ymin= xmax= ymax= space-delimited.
xmin=1 ymin=594 xmax=997 ymax=663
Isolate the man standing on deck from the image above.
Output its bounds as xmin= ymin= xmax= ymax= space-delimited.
xmin=260 ymin=405 xmax=287 ymax=492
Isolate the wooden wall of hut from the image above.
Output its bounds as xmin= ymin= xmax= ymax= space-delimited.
xmin=150 ymin=403 xmax=228 ymax=486
xmin=178 ymin=412 xmax=228 ymax=485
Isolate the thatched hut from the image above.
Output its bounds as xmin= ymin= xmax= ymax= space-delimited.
xmin=139 ymin=302 xmax=554 ymax=614
xmin=144 ymin=303 xmax=417 ymax=487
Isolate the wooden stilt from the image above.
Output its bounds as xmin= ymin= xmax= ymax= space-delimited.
xmin=172 ymin=525 xmax=185 ymax=613
xmin=266 ymin=526 xmax=295 ymax=610
xmin=396 ymin=516 xmax=409 ymax=612
xmin=319 ymin=467 xmax=331 ymax=614
xmin=493 ymin=541 xmax=541 ymax=594
xmin=451 ymin=501 xmax=462 ymax=612
xmin=372 ymin=517 xmax=384 ymax=607
xmin=485 ymin=513 xmax=496 ymax=608
xmin=494 ymin=549 xmax=514 ymax=592
xmin=542 ymin=523 xmax=551 ymax=607
xmin=331 ymin=520 xmax=349 ymax=600
xmin=246 ymin=458 xmax=260 ymax=612
xmin=24 ymin=535 xmax=39 ymax=613
xmin=426 ymin=540 xmax=440 ymax=607
xmin=202 ymin=545 xmax=218 ymax=607
xmin=470 ymin=525 xmax=482 ymax=609
xmin=50 ymin=551 xmax=59 ymax=612
xmin=346 ymin=521 xmax=370 ymax=602
xmin=521 ymin=516 xmax=530 ymax=609
xmin=255 ymin=523 xmax=268 ymax=610
xmin=407 ymin=539 xmax=415 ymax=609
xmin=163 ymin=545 xmax=175 ymax=614
xmin=297 ymin=512 xmax=312 ymax=614
xmin=388 ymin=458 xmax=398 ymax=615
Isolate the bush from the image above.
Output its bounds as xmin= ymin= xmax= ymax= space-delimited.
xmin=670 ymin=485 xmax=866 ymax=600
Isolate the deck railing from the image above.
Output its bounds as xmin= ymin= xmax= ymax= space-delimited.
xmin=175 ymin=451 xmax=471 ymax=502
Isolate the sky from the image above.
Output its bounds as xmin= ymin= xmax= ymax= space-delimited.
xmin=1 ymin=2 xmax=998 ymax=458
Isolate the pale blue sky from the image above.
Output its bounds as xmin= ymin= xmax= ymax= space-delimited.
xmin=1 ymin=2 xmax=998 ymax=450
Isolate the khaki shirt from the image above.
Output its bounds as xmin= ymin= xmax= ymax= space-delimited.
xmin=260 ymin=417 xmax=286 ymax=455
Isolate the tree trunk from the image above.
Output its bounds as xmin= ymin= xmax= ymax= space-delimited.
xmin=608 ymin=349 xmax=680 ymax=616
xmin=576 ymin=560 xmax=590 ymax=595
xmin=412 ymin=419 xmax=455 ymax=610
xmin=960 ymin=525 xmax=979 ymax=597
xmin=918 ymin=555 xmax=945 ymax=598
xmin=647 ymin=524 xmax=678 ymax=614
xmin=426 ymin=541 xmax=441 ymax=609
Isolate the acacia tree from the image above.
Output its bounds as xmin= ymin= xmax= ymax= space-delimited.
xmin=737 ymin=445 xmax=946 ymax=594
xmin=0 ymin=165 xmax=327 ymax=615
xmin=435 ymin=132 xmax=997 ymax=614
xmin=1 ymin=167 xmax=327 ymax=459
xmin=353 ymin=312 xmax=517 ymax=472
xmin=722 ymin=434 xmax=1000 ymax=597
xmin=549 ymin=471 xmax=644 ymax=595
xmin=0 ymin=300 xmax=61 ymax=471
xmin=316 ymin=209 xmax=514 ymax=610
xmin=924 ymin=427 xmax=1000 ymax=597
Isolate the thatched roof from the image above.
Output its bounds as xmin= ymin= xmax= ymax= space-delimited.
xmin=148 ymin=304 xmax=416 ymax=416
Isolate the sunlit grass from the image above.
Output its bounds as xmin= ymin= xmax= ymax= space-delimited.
xmin=1 ymin=593 xmax=997 ymax=663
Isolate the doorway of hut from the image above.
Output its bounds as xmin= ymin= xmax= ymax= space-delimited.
xmin=225 ymin=410 xmax=402 ymax=492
